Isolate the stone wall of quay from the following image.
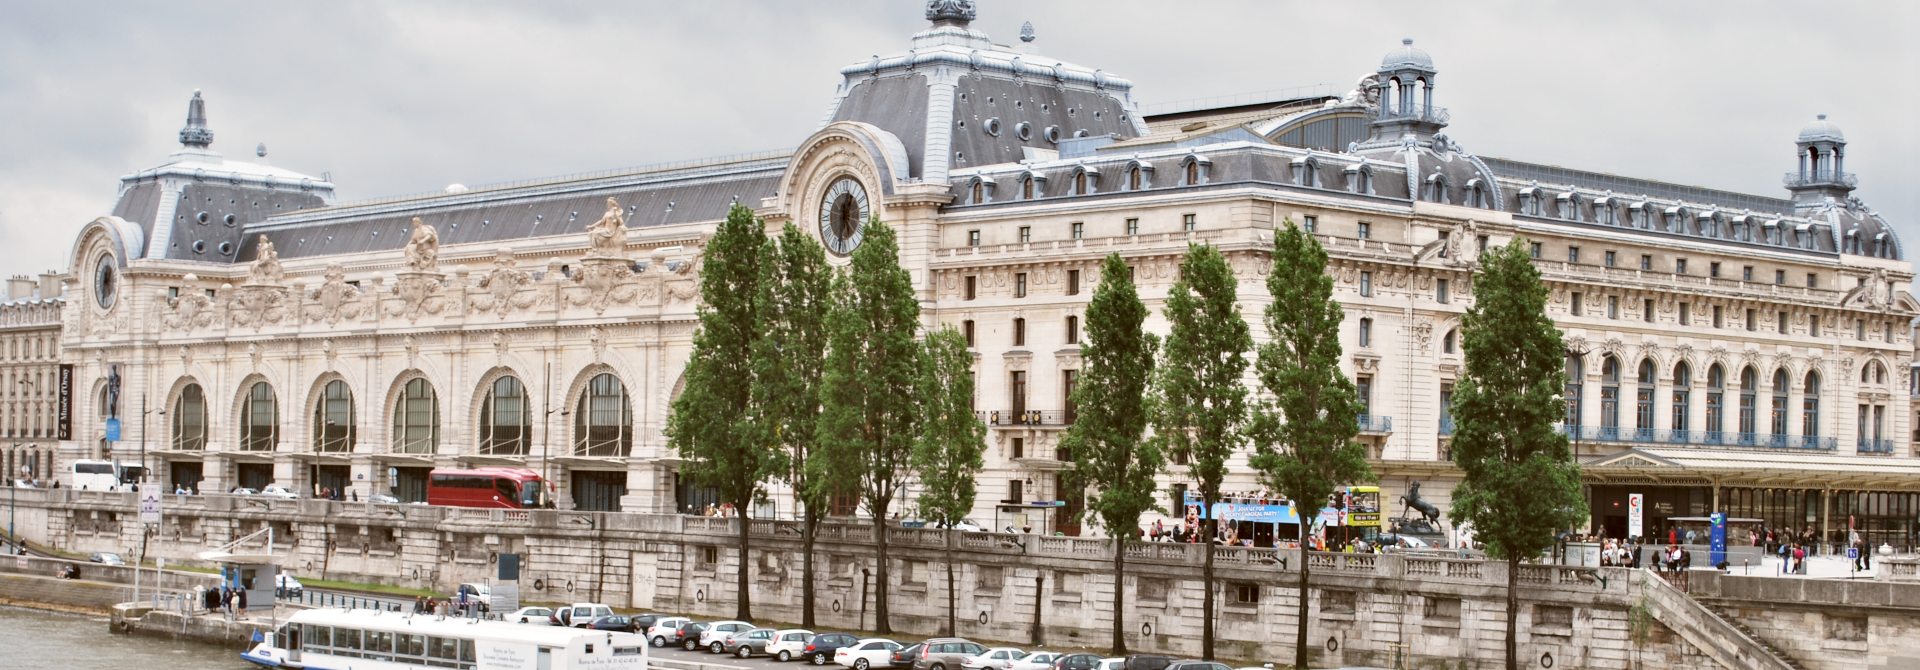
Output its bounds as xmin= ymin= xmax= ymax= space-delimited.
xmin=1690 ymin=572 xmax=1920 ymax=670
xmin=0 ymin=488 xmax=1762 ymax=668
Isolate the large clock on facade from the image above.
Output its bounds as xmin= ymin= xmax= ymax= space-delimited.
xmin=818 ymin=177 xmax=870 ymax=256
xmin=93 ymin=254 xmax=117 ymax=310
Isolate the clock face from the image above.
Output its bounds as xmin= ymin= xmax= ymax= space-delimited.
xmin=93 ymin=254 xmax=117 ymax=310
xmin=818 ymin=177 xmax=870 ymax=256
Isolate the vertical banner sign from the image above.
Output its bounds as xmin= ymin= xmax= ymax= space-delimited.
xmin=1709 ymin=512 xmax=1727 ymax=566
xmin=1627 ymin=493 xmax=1644 ymax=540
xmin=55 ymin=364 xmax=73 ymax=440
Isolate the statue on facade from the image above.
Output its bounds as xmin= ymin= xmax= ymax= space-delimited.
xmin=248 ymin=234 xmax=283 ymax=284
xmin=587 ymin=197 xmax=629 ymax=258
xmin=404 ymin=217 xmax=439 ymax=271
xmin=105 ymin=364 xmax=121 ymax=420
xmin=1400 ymin=480 xmax=1443 ymax=527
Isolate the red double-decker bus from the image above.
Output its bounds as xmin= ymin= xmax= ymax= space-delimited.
xmin=425 ymin=467 xmax=551 ymax=509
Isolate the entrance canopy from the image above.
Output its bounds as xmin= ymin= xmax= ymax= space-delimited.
xmin=1584 ymin=448 xmax=1920 ymax=491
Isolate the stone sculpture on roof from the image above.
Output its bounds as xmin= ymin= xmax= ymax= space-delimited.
xmin=404 ymin=217 xmax=439 ymax=271
xmin=1327 ymin=74 xmax=1381 ymax=110
xmin=248 ymin=234 xmax=283 ymax=284
xmin=587 ymin=197 xmax=629 ymax=258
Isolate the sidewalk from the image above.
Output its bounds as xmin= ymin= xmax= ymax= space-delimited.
xmin=1718 ymin=553 xmax=1890 ymax=579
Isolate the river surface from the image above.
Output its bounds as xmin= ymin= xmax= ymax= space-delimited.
xmin=0 ymin=606 xmax=250 ymax=669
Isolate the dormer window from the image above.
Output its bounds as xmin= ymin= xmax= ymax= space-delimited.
xmin=1518 ymin=186 xmax=1542 ymax=216
xmin=1465 ymin=179 xmax=1489 ymax=208
xmin=1556 ymin=192 xmax=1580 ymax=221
xmin=1018 ymin=171 xmax=1046 ymax=200
xmin=1124 ymin=160 xmax=1153 ymax=191
xmin=1663 ymin=206 xmax=1688 ymax=234
xmin=1070 ymin=166 xmax=1100 ymax=196
xmin=1629 ymin=202 xmax=1652 ymax=229
xmin=1698 ymin=212 xmax=1720 ymax=239
xmin=1179 ymin=154 xmax=1211 ymax=186
xmin=1293 ymin=157 xmax=1321 ymax=188
xmin=1594 ymin=197 xmax=1616 ymax=225
xmin=1345 ymin=164 xmax=1375 ymax=195
xmin=1424 ymin=173 xmax=1450 ymax=204
xmin=968 ymin=177 xmax=992 ymax=205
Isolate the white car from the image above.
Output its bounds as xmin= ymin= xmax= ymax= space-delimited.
xmin=504 ymin=606 xmax=554 ymax=624
xmin=274 ymin=573 xmax=304 ymax=598
xmin=768 ymin=629 xmax=816 ymax=662
xmin=835 ymin=638 xmax=901 ymax=670
xmin=1096 ymin=660 xmax=1125 ymax=670
xmin=1009 ymin=652 xmax=1061 ymax=670
xmin=229 ymin=488 xmax=259 ymax=496
xmin=646 ymin=617 xmax=690 ymax=646
xmin=961 ymin=647 xmax=1027 ymax=670
xmin=700 ymin=620 xmax=754 ymax=653
xmin=553 ymin=603 xmax=613 ymax=627
xmin=258 ymin=485 xmax=299 ymax=499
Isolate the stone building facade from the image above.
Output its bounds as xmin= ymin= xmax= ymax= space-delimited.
xmin=45 ymin=6 xmax=1920 ymax=544
xmin=1 ymin=273 xmax=64 ymax=484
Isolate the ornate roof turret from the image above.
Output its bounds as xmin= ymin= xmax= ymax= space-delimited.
xmin=1380 ymin=38 xmax=1435 ymax=72
xmin=1787 ymin=113 xmax=1856 ymax=204
xmin=178 ymin=90 xmax=214 ymax=149
xmin=925 ymin=0 xmax=975 ymax=27
xmin=1798 ymin=114 xmax=1845 ymax=143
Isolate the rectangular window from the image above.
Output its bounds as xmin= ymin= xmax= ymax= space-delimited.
xmin=1356 ymin=375 xmax=1373 ymax=415
xmin=964 ymin=276 xmax=976 ymax=300
xmin=1743 ymin=265 xmax=1754 ymax=281
xmin=1605 ymin=250 xmax=1617 ymax=267
xmin=1810 ymin=314 xmax=1821 ymax=337
xmin=1530 ymin=242 xmax=1543 ymax=259
xmin=1855 ymin=319 xmax=1865 ymax=340
xmin=1571 ymin=292 xmax=1584 ymax=316
xmin=1435 ymin=278 xmax=1450 ymax=304
xmin=1014 ymin=272 xmax=1028 ymax=298
xmin=1302 ymin=215 xmax=1318 ymax=233
xmin=1009 ymin=370 xmax=1027 ymax=418
xmin=1640 ymin=254 xmax=1652 ymax=270
xmin=1182 ymin=213 xmax=1197 ymax=232
xmin=1607 ymin=296 xmax=1619 ymax=319
xmin=1358 ymin=318 xmax=1372 ymax=347
xmin=1676 ymin=258 xmax=1688 ymax=274
xmin=1357 ymin=221 xmax=1372 ymax=239
xmin=1066 ymin=315 xmax=1080 ymax=345
xmin=968 ymin=230 xmax=981 ymax=247
xmin=1644 ymin=298 xmax=1655 ymax=323
xmin=1359 ymin=271 xmax=1373 ymax=297
xmin=1710 ymin=261 xmax=1721 ymax=278
xmin=1437 ymin=231 xmax=1451 ymax=257
xmin=1006 ymin=479 xmax=1023 ymax=504
xmin=1777 ymin=311 xmax=1788 ymax=334
xmin=1713 ymin=305 xmax=1725 ymax=328
xmin=1066 ymin=269 xmax=1081 ymax=296
xmin=1071 ymin=221 xmax=1084 ymax=240
xmin=1018 ymin=226 xmax=1031 ymax=244
xmin=1746 ymin=308 xmax=1756 ymax=332
xmin=1477 ymin=235 xmax=1489 ymax=253
xmin=1232 ymin=583 xmax=1260 ymax=605
xmin=1125 ymin=218 xmax=1140 ymax=236
xmin=1806 ymin=273 xmax=1817 ymax=288
xmin=962 ymin=320 xmax=975 ymax=347
xmin=1062 ymin=369 xmax=1078 ymax=424
xmin=1775 ymin=269 xmax=1786 ymax=285
xmin=1679 ymin=303 xmax=1690 ymax=326
xmin=1013 ymin=318 xmax=1026 ymax=347
xmin=1567 ymin=246 xmax=1580 ymax=264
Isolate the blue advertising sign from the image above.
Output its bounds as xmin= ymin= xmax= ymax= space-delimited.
xmin=104 ymin=417 xmax=121 ymax=442
xmin=1184 ymin=493 xmax=1343 ymax=526
xmin=1709 ymin=512 xmax=1728 ymax=567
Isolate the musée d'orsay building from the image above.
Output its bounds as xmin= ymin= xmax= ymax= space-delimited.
xmin=38 ymin=2 xmax=1920 ymax=547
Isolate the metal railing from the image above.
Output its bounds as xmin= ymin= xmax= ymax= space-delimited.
xmin=1858 ymin=438 xmax=1895 ymax=455
xmin=979 ymin=410 xmax=1072 ymax=427
xmin=1370 ymin=104 xmax=1451 ymax=125
xmin=1357 ymin=414 xmax=1393 ymax=433
xmin=1782 ymin=170 xmax=1858 ymax=188
xmin=1557 ymin=424 xmax=1837 ymax=451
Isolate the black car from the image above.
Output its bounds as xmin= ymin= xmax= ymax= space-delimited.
xmin=679 ymin=622 xmax=712 ymax=651
xmin=632 ymin=614 xmax=664 ymax=632
xmin=1054 ymin=654 xmax=1102 ymax=670
xmin=1121 ymin=656 xmax=1172 ymax=670
xmin=587 ymin=615 xmax=639 ymax=633
xmin=804 ymin=632 xmax=860 ymax=666
xmin=890 ymin=643 xmax=925 ymax=669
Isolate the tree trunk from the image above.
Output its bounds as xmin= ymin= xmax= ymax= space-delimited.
xmin=737 ymin=504 xmax=753 ymax=620
xmin=1202 ymin=517 xmax=1216 ymax=661
xmin=1295 ymin=546 xmax=1310 ymax=669
xmin=801 ymin=512 xmax=818 ymax=628
xmin=945 ymin=552 xmax=957 ymax=636
xmin=1506 ymin=553 xmax=1520 ymax=670
xmin=1111 ymin=536 xmax=1128 ymax=656
xmin=873 ymin=514 xmax=892 ymax=634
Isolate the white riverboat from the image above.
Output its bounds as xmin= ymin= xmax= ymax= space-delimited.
xmin=241 ymin=607 xmax=649 ymax=669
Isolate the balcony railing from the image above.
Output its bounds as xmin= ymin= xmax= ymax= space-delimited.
xmin=1357 ymin=414 xmax=1393 ymax=434
xmin=1438 ymin=416 xmax=1454 ymax=436
xmin=979 ymin=410 xmax=1073 ymax=427
xmin=1369 ymin=104 xmax=1451 ymax=125
xmin=1782 ymin=170 xmax=1858 ymax=189
xmin=1858 ymin=438 xmax=1895 ymax=455
xmin=1557 ymin=424 xmax=1837 ymax=451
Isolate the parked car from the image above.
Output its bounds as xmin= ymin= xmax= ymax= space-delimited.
xmin=909 ymin=638 xmax=987 ymax=670
xmin=1162 ymin=662 xmax=1229 ymax=670
xmin=1094 ymin=659 xmax=1124 ymax=670
xmin=367 ymin=493 xmax=401 ymax=504
xmin=700 ymin=620 xmax=755 ymax=653
xmin=258 ymin=485 xmax=300 ymax=500
xmin=890 ymin=643 xmax=925 ymax=669
xmin=274 ymin=573 xmax=304 ymax=598
xmin=587 ymin=615 xmax=640 ymax=633
xmin=838 ymin=638 xmax=904 ymax=670
xmin=550 ymin=603 xmax=614 ymax=628
xmin=725 ymin=627 xmax=780 ymax=658
xmin=767 ymin=629 xmax=816 ymax=661
xmin=88 ymin=552 xmax=125 ymax=565
xmin=504 ymin=606 xmax=554 ymax=624
xmin=454 ymin=583 xmax=491 ymax=612
xmin=1048 ymin=653 xmax=1101 ymax=670
xmin=802 ymin=632 xmax=861 ymax=665
xmin=1009 ymin=652 xmax=1061 ymax=670
xmin=678 ymin=622 xmax=712 ymax=651
xmin=631 ymin=614 xmax=666 ymax=633
xmin=229 ymin=488 xmax=259 ymax=496
xmin=962 ymin=647 xmax=1027 ymax=670
xmin=1120 ymin=655 xmax=1172 ymax=670
xmin=646 ymin=617 xmax=690 ymax=646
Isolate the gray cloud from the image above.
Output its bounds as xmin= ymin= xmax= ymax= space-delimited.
xmin=2 ymin=0 xmax=1914 ymax=276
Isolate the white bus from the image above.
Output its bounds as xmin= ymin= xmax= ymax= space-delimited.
xmin=68 ymin=460 xmax=144 ymax=491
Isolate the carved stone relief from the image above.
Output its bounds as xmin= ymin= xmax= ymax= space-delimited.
xmin=306 ymin=264 xmax=364 ymax=325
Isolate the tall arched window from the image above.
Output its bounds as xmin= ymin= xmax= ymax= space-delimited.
xmin=1601 ymin=356 xmax=1621 ymax=436
xmin=1635 ymin=359 xmax=1656 ymax=439
xmin=1671 ymin=362 xmax=1692 ymax=434
xmin=172 ymin=383 xmax=206 ymax=450
xmin=480 ymin=376 xmax=530 ymax=456
xmin=1441 ymin=329 xmax=1456 ymax=355
xmin=313 ymin=380 xmax=355 ymax=453
xmin=574 ymin=373 xmax=632 ymax=457
xmin=1738 ymin=366 xmax=1758 ymax=439
xmin=1704 ymin=364 xmax=1724 ymax=439
xmin=1564 ymin=354 xmax=1584 ymax=427
xmin=240 ymin=382 xmax=277 ymax=451
xmin=1769 ymin=369 xmax=1790 ymax=436
xmin=1801 ymin=371 xmax=1821 ymax=438
xmin=391 ymin=378 xmax=440 ymax=454
xmin=1127 ymin=166 xmax=1143 ymax=191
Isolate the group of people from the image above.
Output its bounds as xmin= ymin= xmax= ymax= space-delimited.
xmin=412 ymin=594 xmax=484 ymax=617
xmin=693 ymin=503 xmax=737 ymax=517
xmin=199 ymin=584 xmax=249 ymax=619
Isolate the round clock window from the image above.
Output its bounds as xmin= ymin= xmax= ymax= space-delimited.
xmin=818 ymin=178 xmax=870 ymax=256
xmin=93 ymin=254 xmax=117 ymax=309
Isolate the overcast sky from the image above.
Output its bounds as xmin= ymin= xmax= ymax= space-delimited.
xmin=2 ymin=0 xmax=1915 ymax=278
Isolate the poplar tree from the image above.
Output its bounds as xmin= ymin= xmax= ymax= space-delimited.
xmin=911 ymin=326 xmax=986 ymax=636
xmin=816 ymin=219 xmax=921 ymax=634
xmin=1449 ymin=238 xmax=1588 ymax=670
xmin=1060 ymin=253 xmax=1162 ymax=656
xmin=750 ymin=223 xmax=833 ymax=627
xmin=1250 ymin=221 xmax=1371 ymax=670
xmin=1150 ymin=244 xmax=1251 ymax=661
xmin=667 ymin=203 xmax=780 ymax=621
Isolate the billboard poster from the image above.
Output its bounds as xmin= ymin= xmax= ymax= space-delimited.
xmin=56 ymin=364 xmax=72 ymax=440
xmin=1627 ymin=493 xmax=1644 ymax=540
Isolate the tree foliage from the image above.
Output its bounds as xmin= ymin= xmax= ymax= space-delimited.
xmin=1149 ymin=243 xmax=1251 ymax=661
xmin=1250 ymin=221 xmax=1371 ymax=670
xmin=1449 ymin=238 xmax=1588 ymax=670
xmin=751 ymin=223 xmax=833 ymax=626
xmin=912 ymin=325 xmax=986 ymax=636
xmin=1060 ymin=253 xmax=1161 ymax=655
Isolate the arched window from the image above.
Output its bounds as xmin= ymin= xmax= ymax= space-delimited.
xmin=1635 ymin=359 xmax=1656 ymax=439
xmin=1441 ymin=329 xmax=1456 ymax=355
xmin=240 ymin=382 xmax=277 ymax=452
xmin=1600 ymin=356 xmax=1621 ymax=435
xmin=312 ymin=380 xmax=355 ymax=453
xmin=172 ymin=383 xmax=206 ymax=450
xmin=1671 ymin=362 xmax=1692 ymax=434
xmin=1769 ymin=369 xmax=1790 ymax=436
xmin=480 ymin=376 xmax=530 ymax=456
xmin=969 ymin=178 xmax=986 ymax=204
xmin=1127 ymin=166 xmax=1143 ymax=191
xmin=1425 ymin=174 xmax=1450 ymax=204
xmin=1564 ymin=354 xmax=1584 ymax=427
xmin=1705 ymin=364 xmax=1724 ymax=439
xmin=575 ymin=373 xmax=633 ymax=457
xmin=1021 ymin=175 xmax=1036 ymax=200
xmin=1073 ymin=169 xmax=1089 ymax=195
xmin=391 ymin=378 xmax=440 ymax=454
xmin=1802 ymin=371 xmax=1821 ymax=438
xmin=1184 ymin=159 xmax=1200 ymax=186
xmin=1738 ymin=366 xmax=1758 ymax=439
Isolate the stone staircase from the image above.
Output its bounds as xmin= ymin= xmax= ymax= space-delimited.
xmin=1634 ymin=569 xmax=1801 ymax=670
xmin=1699 ymin=601 xmax=1806 ymax=670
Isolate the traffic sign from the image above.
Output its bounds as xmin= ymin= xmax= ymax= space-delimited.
xmin=138 ymin=487 xmax=162 ymax=525
xmin=105 ymin=418 xmax=122 ymax=442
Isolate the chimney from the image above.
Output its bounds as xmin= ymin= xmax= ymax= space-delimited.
xmin=37 ymin=272 xmax=63 ymax=299
xmin=6 ymin=275 xmax=34 ymax=301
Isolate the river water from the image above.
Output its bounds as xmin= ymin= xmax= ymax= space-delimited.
xmin=0 ymin=606 xmax=250 ymax=669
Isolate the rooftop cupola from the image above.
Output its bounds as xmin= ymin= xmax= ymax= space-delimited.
xmin=1786 ymin=114 xmax=1855 ymax=204
xmin=925 ymin=0 xmax=975 ymax=28
xmin=178 ymin=89 xmax=215 ymax=150
xmin=1368 ymin=39 xmax=1447 ymax=140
